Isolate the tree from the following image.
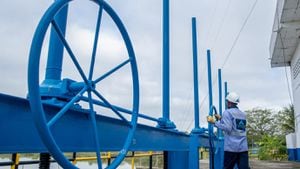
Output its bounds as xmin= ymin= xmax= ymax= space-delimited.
xmin=246 ymin=108 xmax=279 ymax=143
xmin=246 ymin=105 xmax=295 ymax=161
xmin=275 ymin=104 xmax=295 ymax=135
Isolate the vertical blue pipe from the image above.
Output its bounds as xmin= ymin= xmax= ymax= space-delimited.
xmin=192 ymin=17 xmax=200 ymax=129
xmin=189 ymin=17 xmax=200 ymax=169
xmin=217 ymin=69 xmax=222 ymax=137
xmin=206 ymin=49 xmax=214 ymax=169
xmin=214 ymin=69 xmax=224 ymax=169
xmin=207 ymin=50 xmax=213 ymax=112
xmin=45 ymin=3 xmax=69 ymax=80
xmin=224 ymin=82 xmax=228 ymax=110
xmin=162 ymin=0 xmax=170 ymax=121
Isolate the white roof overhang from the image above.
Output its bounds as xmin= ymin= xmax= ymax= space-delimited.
xmin=270 ymin=0 xmax=300 ymax=67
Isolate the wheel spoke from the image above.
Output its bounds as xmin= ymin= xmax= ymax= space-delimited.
xmin=89 ymin=5 xmax=104 ymax=80
xmin=92 ymin=89 xmax=130 ymax=124
xmin=87 ymin=91 xmax=103 ymax=169
xmin=80 ymin=96 xmax=132 ymax=114
xmin=94 ymin=58 xmax=131 ymax=84
xmin=47 ymin=87 xmax=87 ymax=127
xmin=51 ymin=20 xmax=88 ymax=83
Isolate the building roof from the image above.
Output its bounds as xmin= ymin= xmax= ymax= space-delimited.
xmin=270 ymin=0 xmax=300 ymax=67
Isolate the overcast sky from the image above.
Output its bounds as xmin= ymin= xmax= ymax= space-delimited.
xmin=0 ymin=0 xmax=292 ymax=131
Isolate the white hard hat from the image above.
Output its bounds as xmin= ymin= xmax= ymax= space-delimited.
xmin=226 ymin=92 xmax=240 ymax=104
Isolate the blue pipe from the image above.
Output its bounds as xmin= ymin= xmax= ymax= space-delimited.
xmin=217 ymin=69 xmax=222 ymax=137
xmin=206 ymin=49 xmax=214 ymax=169
xmin=45 ymin=3 xmax=68 ymax=81
xmin=207 ymin=50 xmax=213 ymax=112
xmin=192 ymin=17 xmax=200 ymax=130
xmin=158 ymin=0 xmax=175 ymax=129
xmin=162 ymin=0 xmax=170 ymax=121
xmin=224 ymin=82 xmax=228 ymax=109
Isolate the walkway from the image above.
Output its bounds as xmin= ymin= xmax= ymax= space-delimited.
xmin=199 ymin=159 xmax=300 ymax=169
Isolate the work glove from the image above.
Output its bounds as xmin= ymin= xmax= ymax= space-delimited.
xmin=207 ymin=116 xmax=215 ymax=124
xmin=214 ymin=114 xmax=221 ymax=121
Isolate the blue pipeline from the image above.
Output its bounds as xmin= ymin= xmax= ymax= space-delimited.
xmin=45 ymin=3 xmax=68 ymax=81
xmin=189 ymin=17 xmax=201 ymax=169
xmin=217 ymin=69 xmax=222 ymax=137
xmin=192 ymin=17 xmax=200 ymax=130
xmin=214 ymin=69 xmax=224 ymax=169
xmin=206 ymin=49 xmax=214 ymax=169
xmin=159 ymin=0 xmax=175 ymax=129
xmin=224 ymin=82 xmax=228 ymax=109
xmin=162 ymin=0 xmax=170 ymax=121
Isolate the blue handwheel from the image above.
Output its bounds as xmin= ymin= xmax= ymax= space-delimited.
xmin=28 ymin=0 xmax=139 ymax=168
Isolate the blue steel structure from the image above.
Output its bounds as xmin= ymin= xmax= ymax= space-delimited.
xmin=0 ymin=0 xmax=227 ymax=168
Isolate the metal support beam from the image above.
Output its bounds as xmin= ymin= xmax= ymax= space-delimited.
xmin=0 ymin=93 xmax=213 ymax=153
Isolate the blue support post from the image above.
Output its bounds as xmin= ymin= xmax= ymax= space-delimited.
xmin=158 ymin=0 xmax=175 ymax=129
xmin=207 ymin=49 xmax=214 ymax=169
xmin=189 ymin=17 xmax=204 ymax=169
xmin=45 ymin=3 xmax=68 ymax=81
xmin=207 ymin=50 xmax=213 ymax=114
xmin=162 ymin=0 xmax=170 ymax=123
xmin=191 ymin=17 xmax=202 ymax=133
xmin=39 ymin=2 xmax=70 ymax=100
xmin=214 ymin=69 xmax=224 ymax=169
xmin=224 ymin=82 xmax=228 ymax=109
xmin=217 ymin=69 xmax=222 ymax=137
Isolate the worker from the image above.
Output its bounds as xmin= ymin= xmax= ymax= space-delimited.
xmin=207 ymin=92 xmax=249 ymax=169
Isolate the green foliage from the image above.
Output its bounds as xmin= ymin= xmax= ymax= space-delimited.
xmin=246 ymin=108 xmax=279 ymax=143
xmin=275 ymin=104 xmax=295 ymax=135
xmin=257 ymin=135 xmax=287 ymax=161
xmin=246 ymin=105 xmax=295 ymax=161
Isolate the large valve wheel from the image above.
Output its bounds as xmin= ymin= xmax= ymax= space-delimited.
xmin=28 ymin=0 xmax=139 ymax=168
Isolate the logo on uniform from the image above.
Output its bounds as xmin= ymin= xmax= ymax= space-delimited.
xmin=235 ymin=119 xmax=246 ymax=131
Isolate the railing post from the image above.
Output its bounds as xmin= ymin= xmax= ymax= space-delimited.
xmin=39 ymin=153 xmax=51 ymax=169
xmin=10 ymin=153 xmax=20 ymax=169
xmin=72 ymin=152 xmax=77 ymax=165
xmin=149 ymin=151 xmax=153 ymax=169
xmin=131 ymin=151 xmax=135 ymax=169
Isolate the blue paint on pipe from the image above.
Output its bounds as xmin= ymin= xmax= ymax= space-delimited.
xmin=162 ymin=0 xmax=170 ymax=121
xmin=192 ymin=17 xmax=200 ymax=130
xmin=46 ymin=3 xmax=68 ymax=81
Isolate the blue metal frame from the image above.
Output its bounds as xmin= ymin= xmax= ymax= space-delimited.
xmin=0 ymin=0 xmax=231 ymax=168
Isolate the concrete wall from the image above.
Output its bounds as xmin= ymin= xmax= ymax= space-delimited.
xmin=289 ymin=42 xmax=300 ymax=161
